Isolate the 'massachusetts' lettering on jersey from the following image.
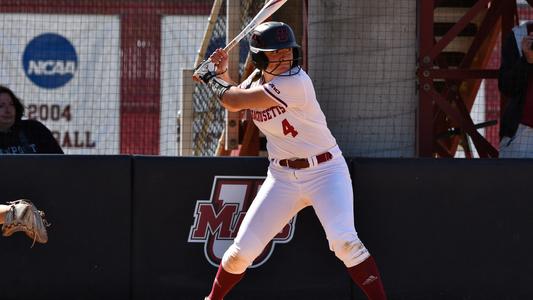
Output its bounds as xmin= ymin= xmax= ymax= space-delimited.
xmin=243 ymin=67 xmax=338 ymax=159
xmin=188 ymin=176 xmax=297 ymax=268
xmin=251 ymin=105 xmax=286 ymax=122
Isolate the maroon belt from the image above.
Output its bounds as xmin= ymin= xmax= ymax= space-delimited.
xmin=277 ymin=152 xmax=333 ymax=169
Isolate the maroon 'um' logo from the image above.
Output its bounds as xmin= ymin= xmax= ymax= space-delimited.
xmin=188 ymin=176 xmax=297 ymax=268
xmin=276 ymin=27 xmax=289 ymax=42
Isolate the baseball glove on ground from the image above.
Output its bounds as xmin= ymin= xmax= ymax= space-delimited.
xmin=2 ymin=199 xmax=49 ymax=246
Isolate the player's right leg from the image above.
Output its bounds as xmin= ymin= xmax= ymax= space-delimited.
xmin=205 ymin=168 xmax=308 ymax=300
xmin=305 ymin=157 xmax=387 ymax=300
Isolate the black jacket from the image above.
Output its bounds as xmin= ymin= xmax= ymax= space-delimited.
xmin=499 ymin=29 xmax=533 ymax=139
xmin=0 ymin=119 xmax=63 ymax=154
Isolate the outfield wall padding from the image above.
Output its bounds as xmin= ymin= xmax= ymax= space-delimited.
xmin=130 ymin=156 xmax=351 ymax=300
xmin=352 ymin=158 xmax=533 ymax=299
xmin=1 ymin=156 xmax=533 ymax=300
xmin=0 ymin=155 xmax=131 ymax=300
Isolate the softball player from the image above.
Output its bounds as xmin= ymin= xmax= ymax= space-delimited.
xmin=194 ymin=21 xmax=387 ymax=300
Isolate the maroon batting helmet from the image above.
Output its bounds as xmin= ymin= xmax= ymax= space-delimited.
xmin=249 ymin=21 xmax=301 ymax=71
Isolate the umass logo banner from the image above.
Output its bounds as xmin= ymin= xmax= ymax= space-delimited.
xmin=189 ymin=176 xmax=297 ymax=268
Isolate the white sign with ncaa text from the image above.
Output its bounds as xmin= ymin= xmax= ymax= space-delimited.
xmin=0 ymin=14 xmax=120 ymax=154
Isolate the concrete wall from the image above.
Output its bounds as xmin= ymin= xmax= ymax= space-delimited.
xmin=308 ymin=0 xmax=417 ymax=157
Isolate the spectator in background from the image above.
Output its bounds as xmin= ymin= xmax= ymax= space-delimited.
xmin=0 ymin=85 xmax=63 ymax=154
xmin=499 ymin=2 xmax=533 ymax=158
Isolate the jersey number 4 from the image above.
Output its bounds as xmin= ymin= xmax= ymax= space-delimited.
xmin=282 ymin=119 xmax=299 ymax=137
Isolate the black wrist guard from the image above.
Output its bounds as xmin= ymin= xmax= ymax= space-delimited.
xmin=208 ymin=77 xmax=234 ymax=99
xmin=194 ymin=60 xmax=217 ymax=83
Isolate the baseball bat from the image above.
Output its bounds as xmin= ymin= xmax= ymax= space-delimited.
xmin=193 ymin=0 xmax=288 ymax=80
xmin=195 ymin=0 xmax=224 ymax=67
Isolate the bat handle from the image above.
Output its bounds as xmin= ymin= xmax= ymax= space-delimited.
xmin=224 ymin=40 xmax=238 ymax=53
xmin=223 ymin=21 xmax=257 ymax=53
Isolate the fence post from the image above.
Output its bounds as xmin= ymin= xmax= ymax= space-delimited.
xmin=180 ymin=69 xmax=194 ymax=156
xmin=225 ymin=0 xmax=241 ymax=151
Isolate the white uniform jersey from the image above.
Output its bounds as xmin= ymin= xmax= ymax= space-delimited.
xmin=240 ymin=67 xmax=337 ymax=160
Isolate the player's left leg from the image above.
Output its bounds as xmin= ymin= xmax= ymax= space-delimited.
xmin=303 ymin=157 xmax=387 ymax=300
xmin=206 ymin=167 xmax=308 ymax=300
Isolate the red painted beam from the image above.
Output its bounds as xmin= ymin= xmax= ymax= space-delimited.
xmin=0 ymin=1 xmax=210 ymax=15
xmin=120 ymin=13 xmax=161 ymax=155
xmin=418 ymin=0 xmax=435 ymax=157
xmin=428 ymin=87 xmax=498 ymax=158
xmin=425 ymin=69 xmax=499 ymax=79
xmin=426 ymin=0 xmax=491 ymax=60
xmin=460 ymin=0 xmax=506 ymax=68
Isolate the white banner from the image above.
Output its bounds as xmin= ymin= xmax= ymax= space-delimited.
xmin=0 ymin=14 xmax=120 ymax=154
xmin=160 ymin=16 xmax=206 ymax=156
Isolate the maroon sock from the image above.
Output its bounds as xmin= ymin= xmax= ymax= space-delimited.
xmin=207 ymin=265 xmax=245 ymax=300
xmin=347 ymin=256 xmax=387 ymax=300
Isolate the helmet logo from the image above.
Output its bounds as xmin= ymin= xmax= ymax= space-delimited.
xmin=276 ymin=27 xmax=289 ymax=43
xmin=251 ymin=33 xmax=264 ymax=47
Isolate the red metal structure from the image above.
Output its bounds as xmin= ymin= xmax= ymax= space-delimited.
xmin=417 ymin=0 xmax=518 ymax=158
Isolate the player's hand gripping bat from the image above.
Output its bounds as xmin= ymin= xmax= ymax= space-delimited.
xmin=193 ymin=0 xmax=288 ymax=83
